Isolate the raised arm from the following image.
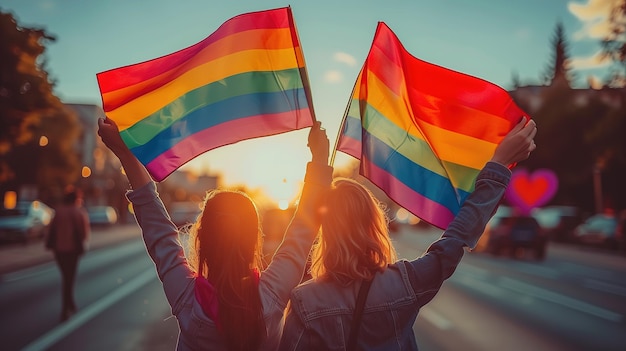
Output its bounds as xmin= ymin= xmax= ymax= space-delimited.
xmin=260 ymin=121 xmax=333 ymax=305
xmin=405 ymin=117 xmax=537 ymax=304
xmin=97 ymin=116 xmax=193 ymax=312
xmin=490 ymin=117 xmax=537 ymax=168
xmin=97 ymin=117 xmax=152 ymax=189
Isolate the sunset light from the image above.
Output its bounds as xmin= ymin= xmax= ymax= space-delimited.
xmin=182 ymin=129 xmax=344 ymax=206
xmin=2 ymin=1 xmax=625 ymax=350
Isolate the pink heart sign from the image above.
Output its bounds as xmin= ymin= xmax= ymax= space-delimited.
xmin=505 ymin=168 xmax=559 ymax=215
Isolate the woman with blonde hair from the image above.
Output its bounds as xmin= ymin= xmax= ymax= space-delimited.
xmin=98 ymin=117 xmax=332 ymax=351
xmin=280 ymin=118 xmax=537 ymax=351
xmin=309 ymin=177 xmax=397 ymax=284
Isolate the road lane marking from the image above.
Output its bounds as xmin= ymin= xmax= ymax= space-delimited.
xmin=584 ymin=278 xmax=626 ymax=297
xmin=1 ymin=265 xmax=56 ymax=283
xmin=499 ymin=277 xmax=623 ymax=322
xmin=510 ymin=263 xmax=560 ymax=279
xmin=456 ymin=264 xmax=489 ymax=279
xmin=21 ymin=268 xmax=156 ymax=351
xmin=456 ymin=275 xmax=506 ymax=298
xmin=557 ymin=262 xmax=615 ymax=280
xmin=1 ymin=240 xmax=146 ymax=284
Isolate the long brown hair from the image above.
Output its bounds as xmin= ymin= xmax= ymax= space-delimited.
xmin=187 ymin=190 xmax=265 ymax=350
xmin=310 ymin=178 xmax=397 ymax=285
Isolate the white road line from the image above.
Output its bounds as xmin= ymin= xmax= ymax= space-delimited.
xmin=584 ymin=278 xmax=626 ymax=297
xmin=1 ymin=241 xmax=145 ymax=284
xmin=511 ymin=263 xmax=560 ymax=279
xmin=557 ymin=262 xmax=615 ymax=280
xmin=420 ymin=307 xmax=453 ymax=330
xmin=457 ymin=275 xmax=506 ymax=298
xmin=499 ymin=277 xmax=623 ymax=322
xmin=21 ymin=269 xmax=156 ymax=351
xmin=1 ymin=265 xmax=56 ymax=283
xmin=456 ymin=264 xmax=489 ymax=279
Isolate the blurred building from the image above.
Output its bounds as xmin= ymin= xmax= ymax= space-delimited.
xmin=66 ymin=103 xmax=220 ymax=220
xmin=506 ymin=37 xmax=626 ymax=214
xmin=64 ymin=103 xmax=127 ymax=218
xmin=66 ymin=104 xmax=105 ymax=170
xmin=507 ymin=21 xmax=625 ymax=115
xmin=509 ymin=80 xmax=625 ymax=116
xmin=158 ymin=171 xmax=219 ymax=206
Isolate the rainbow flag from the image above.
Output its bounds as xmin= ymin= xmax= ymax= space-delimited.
xmin=336 ymin=22 xmax=527 ymax=229
xmin=97 ymin=7 xmax=314 ymax=181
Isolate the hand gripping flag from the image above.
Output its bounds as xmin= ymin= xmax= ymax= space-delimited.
xmin=335 ymin=22 xmax=527 ymax=229
xmin=97 ymin=7 xmax=314 ymax=181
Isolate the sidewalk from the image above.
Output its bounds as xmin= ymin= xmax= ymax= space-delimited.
xmin=0 ymin=224 xmax=141 ymax=276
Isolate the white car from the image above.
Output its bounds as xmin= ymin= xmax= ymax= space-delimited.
xmin=87 ymin=206 xmax=119 ymax=226
xmin=0 ymin=201 xmax=55 ymax=243
xmin=573 ymin=214 xmax=619 ymax=249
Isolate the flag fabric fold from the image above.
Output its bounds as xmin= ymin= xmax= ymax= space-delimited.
xmin=97 ymin=7 xmax=314 ymax=181
xmin=336 ymin=22 xmax=527 ymax=229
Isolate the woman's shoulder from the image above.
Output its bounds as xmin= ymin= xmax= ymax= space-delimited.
xmin=294 ymin=265 xmax=406 ymax=294
xmin=289 ymin=279 xmax=354 ymax=319
xmin=291 ymin=277 xmax=343 ymax=297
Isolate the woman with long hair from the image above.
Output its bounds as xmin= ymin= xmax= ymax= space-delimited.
xmin=279 ymin=118 xmax=537 ymax=350
xmin=98 ymin=117 xmax=331 ymax=351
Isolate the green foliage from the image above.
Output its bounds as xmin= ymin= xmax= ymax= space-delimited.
xmin=519 ymin=84 xmax=626 ymax=212
xmin=0 ymin=10 xmax=80 ymax=201
xmin=0 ymin=11 xmax=55 ymax=151
xmin=542 ymin=22 xmax=574 ymax=86
xmin=601 ymin=0 xmax=626 ymax=87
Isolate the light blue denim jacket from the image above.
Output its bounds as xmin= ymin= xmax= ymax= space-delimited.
xmin=127 ymin=162 xmax=332 ymax=351
xmin=279 ymin=161 xmax=511 ymax=351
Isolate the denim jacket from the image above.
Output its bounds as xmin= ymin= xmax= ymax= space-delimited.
xmin=127 ymin=162 xmax=332 ymax=351
xmin=279 ymin=162 xmax=511 ymax=351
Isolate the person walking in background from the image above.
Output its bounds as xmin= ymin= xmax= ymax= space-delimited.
xmin=279 ymin=118 xmax=537 ymax=351
xmin=97 ymin=116 xmax=332 ymax=351
xmin=46 ymin=187 xmax=90 ymax=322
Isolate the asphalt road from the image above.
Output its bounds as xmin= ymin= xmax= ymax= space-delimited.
xmin=1 ymin=223 xmax=625 ymax=350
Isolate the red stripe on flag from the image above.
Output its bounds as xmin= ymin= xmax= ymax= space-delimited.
xmin=97 ymin=7 xmax=292 ymax=94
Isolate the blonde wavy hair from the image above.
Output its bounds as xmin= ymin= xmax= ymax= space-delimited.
xmin=310 ymin=178 xmax=397 ymax=285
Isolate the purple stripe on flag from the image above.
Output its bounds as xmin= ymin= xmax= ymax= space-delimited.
xmin=337 ymin=135 xmax=361 ymax=159
xmin=146 ymin=108 xmax=312 ymax=181
xmin=364 ymin=158 xmax=455 ymax=228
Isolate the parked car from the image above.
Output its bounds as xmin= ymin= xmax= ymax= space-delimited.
xmin=532 ymin=206 xmax=583 ymax=243
xmin=476 ymin=206 xmax=547 ymax=260
xmin=573 ymin=214 xmax=620 ymax=249
xmin=0 ymin=201 xmax=55 ymax=243
xmin=87 ymin=206 xmax=118 ymax=226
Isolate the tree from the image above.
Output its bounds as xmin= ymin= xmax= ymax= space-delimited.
xmin=0 ymin=10 xmax=81 ymax=202
xmin=543 ymin=21 xmax=574 ymax=87
xmin=601 ymin=0 xmax=626 ymax=87
xmin=517 ymin=82 xmax=626 ymax=213
xmin=0 ymin=11 xmax=55 ymax=154
xmin=511 ymin=18 xmax=626 ymax=213
xmin=510 ymin=71 xmax=521 ymax=89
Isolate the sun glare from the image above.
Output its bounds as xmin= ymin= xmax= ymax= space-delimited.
xmin=183 ymin=131 xmax=310 ymax=205
xmin=278 ymin=200 xmax=290 ymax=210
xmin=181 ymin=127 xmax=356 ymax=207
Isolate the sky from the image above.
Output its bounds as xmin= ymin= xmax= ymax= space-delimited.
xmin=1 ymin=0 xmax=619 ymax=202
